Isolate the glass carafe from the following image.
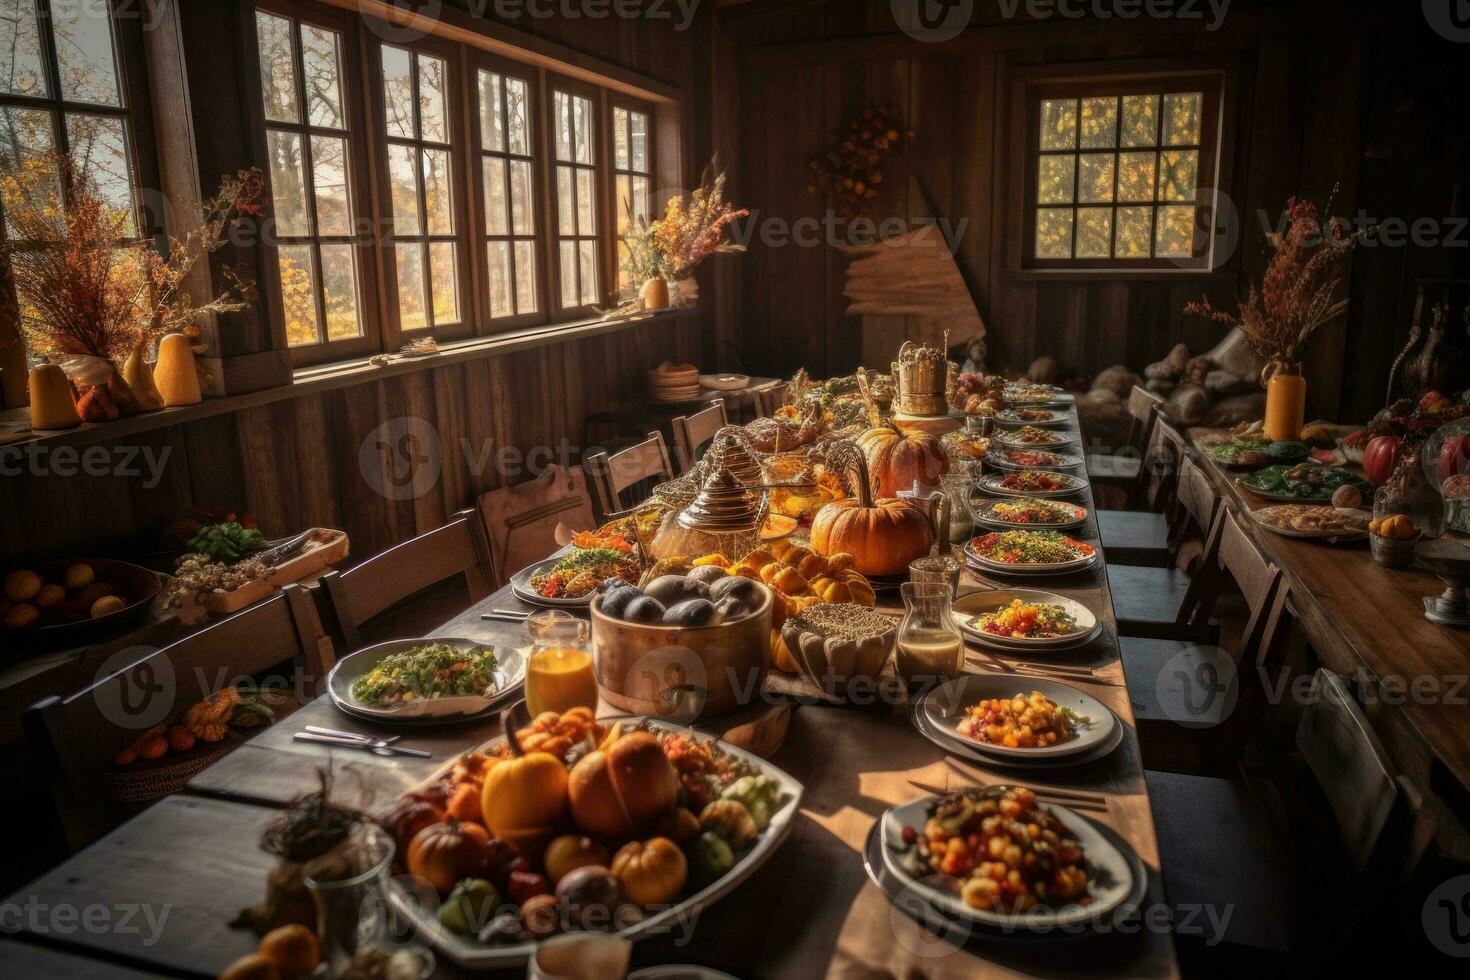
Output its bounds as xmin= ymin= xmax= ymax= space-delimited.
xmin=524 ymin=610 xmax=599 ymax=716
xmin=895 ymin=581 xmax=965 ymax=697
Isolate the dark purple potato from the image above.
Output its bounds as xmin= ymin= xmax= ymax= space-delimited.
xmin=663 ymin=598 xmax=717 ymax=627
xmin=712 ymin=596 xmax=749 ymax=624
xmin=708 ymin=575 xmax=764 ymax=609
xmin=623 ymin=596 xmax=667 ymax=624
xmin=643 ymin=575 xmax=693 ymax=606
xmin=555 ymin=866 xmax=622 ymax=932
xmin=686 ymin=565 xmax=729 ymax=586
xmin=600 ymin=586 xmax=643 ymax=619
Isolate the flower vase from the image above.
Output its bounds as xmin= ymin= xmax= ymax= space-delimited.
xmin=639 ymin=277 xmax=670 ymax=311
xmin=1261 ymin=360 xmax=1306 ymax=443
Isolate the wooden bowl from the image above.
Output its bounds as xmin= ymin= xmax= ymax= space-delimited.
xmin=590 ymin=584 xmax=773 ymax=720
xmin=2 ymin=557 xmax=161 ymax=651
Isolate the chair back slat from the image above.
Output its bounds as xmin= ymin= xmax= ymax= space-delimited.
xmin=1143 ymin=414 xmax=1188 ymax=512
xmin=1176 ymin=455 xmax=1219 ymax=535
xmin=1127 ymin=385 xmax=1164 ymax=424
xmin=672 ymin=399 xmax=728 ymax=472
xmin=320 ymin=510 xmax=492 ymax=651
xmin=25 ymin=584 xmax=328 ymax=849
xmin=1217 ymin=506 xmax=1276 ymax=614
xmin=1297 ymin=670 xmax=1409 ymax=872
xmin=478 ymin=467 xmax=596 ymax=589
xmin=584 ymin=431 xmax=674 ymax=516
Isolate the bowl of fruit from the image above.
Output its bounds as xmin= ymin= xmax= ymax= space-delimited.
xmin=2 ymin=558 xmax=161 ymax=649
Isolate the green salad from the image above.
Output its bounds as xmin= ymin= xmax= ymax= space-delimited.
xmin=1238 ymin=464 xmax=1371 ymax=502
xmin=351 ymin=642 xmax=498 ymax=706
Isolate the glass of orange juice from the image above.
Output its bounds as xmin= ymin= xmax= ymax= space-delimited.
xmin=523 ymin=610 xmax=600 ymax=716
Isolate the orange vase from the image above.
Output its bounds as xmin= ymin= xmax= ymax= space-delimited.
xmin=1262 ymin=361 xmax=1306 ymax=443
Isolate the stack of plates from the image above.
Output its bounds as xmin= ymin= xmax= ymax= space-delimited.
xmin=952 ymin=589 xmax=1102 ymax=651
xmin=911 ymin=673 xmax=1124 ymax=769
xmin=649 ymin=363 xmax=701 ymax=403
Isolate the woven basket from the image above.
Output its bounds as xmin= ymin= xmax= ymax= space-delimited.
xmin=103 ymin=737 xmax=236 ymax=804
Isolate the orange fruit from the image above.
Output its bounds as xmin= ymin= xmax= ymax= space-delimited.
xmin=258 ymin=924 xmax=319 ymax=977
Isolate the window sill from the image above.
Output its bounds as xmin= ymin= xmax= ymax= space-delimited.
xmin=0 ymin=308 xmax=698 ymax=452
xmin=1000 ymin=266 xmax=1233 ymax=284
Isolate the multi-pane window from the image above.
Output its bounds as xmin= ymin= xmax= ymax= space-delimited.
xmin=1032 ymin=89 xmax=1214 ymax=264
xmin=383 ymin=44 xmax=461 ymax=332
xmin=478 ymin=69 xmax=536 ymax=320
xmin=612 ymin=105 xmax=651 ymax=293
xmin=0 ymin=0 xmax=138 ymax=234
xmin=552 ymin=89 xmax=599 ymax=309
xmin=257 ymin=11 xmax=362 ymax=348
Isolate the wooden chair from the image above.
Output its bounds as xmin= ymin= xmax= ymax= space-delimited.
xmin=1097 ymin=388 xmax=1173 ymax=567
xmin=317 ymin=509 xmax=493 ymax=652
xmin=671 ymin=398 xmax=729 ymax=472
xmin=477 ymin=467 xmax=597 ymax=589
xmin=25 ymin=585 xmax=330 ymax=849
xmin=1108 ymin=454 xmax=1217 ymax=640
xmin=752 ymin=382 xmax=789 ymax=418
xmin=1146 ymin=669 xmax=1426 ymax=956
xmin=583 ymin=431 xmax=675 ymax=518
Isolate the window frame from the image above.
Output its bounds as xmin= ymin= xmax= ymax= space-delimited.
xmin=1006 ymin=60 xmax=1233 ymax=279
xmin=608 ymin=95 xmax=656 ymax=298
xmin=469 ymin=49 xmax=546 ymax=333
xmin=254 ymin=0 xmax=382 ymax=366
xmin=0 ymin=0 xmax=162 ymax=406
xmin=367 ymin=31 xmax=477 ymax=346
xmin=545 ymin=73 xmax=606 ymax=317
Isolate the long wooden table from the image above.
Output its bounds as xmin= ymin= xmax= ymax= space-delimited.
xmin=5 ymin=403 xmax=1179 ymax=978
xmin=1190 ymin=429 xmax=1470 ymax=859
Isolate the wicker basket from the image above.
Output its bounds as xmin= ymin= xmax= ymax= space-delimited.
xmin=103 ymin=737 xmax=236 ymax=804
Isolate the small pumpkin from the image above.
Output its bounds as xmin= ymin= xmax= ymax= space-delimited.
xmin=480 ymin=709 xmax=569 ymax=840
xmin=406 ymin=820 xmax=496 ymax=895
xmin=856 ymin=422 xmax=950 ymax=497
xmin=184 ymin=687 xmax=241 ymax=742
xmin=810 ymin=443 xmax=934 ymax=577
xmin=568 ymin=731 xmax=678 ymax=840
xmin=610 ymin=837 xmax=688 ymax=906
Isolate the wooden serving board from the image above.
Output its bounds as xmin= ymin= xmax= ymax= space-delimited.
xmin=201 ymin=529 xmax=349 ymax=613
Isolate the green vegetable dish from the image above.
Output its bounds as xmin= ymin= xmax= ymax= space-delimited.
xmin=351 ymin=642 xmax=499 ymax=707
xmin=1237 ymin=464 xmax=1372 ymax=502
xmin=187 ymin=521 xmax=267 ymax=562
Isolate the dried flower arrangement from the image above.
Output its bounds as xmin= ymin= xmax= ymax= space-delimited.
xmin=807 ymin=107 xmax=909 ymax=218
xmin=2 ymin=158 xmax=264 ymax=361
xmin=1185 ymin=188 xmax=1372 ymax=365
xmin=649 ymin=163 xmax=748 ymax=282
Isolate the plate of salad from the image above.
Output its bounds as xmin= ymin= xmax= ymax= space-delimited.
xmin=978 ymin=470 xmax=1088 ymax=498
xmin=971 ymin=497 xmax=1088 ymax=530
xmin=964 ymin=530 xmax=1098 ymax=575
xmin=511 ymin=530 xmax=641 ymax=607
xmin=329 ymin=638 xmax=525 ymax=722
xmin=1236 ymin=463 xmax=1373 ymax=503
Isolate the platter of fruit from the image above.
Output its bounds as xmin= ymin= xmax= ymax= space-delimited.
xmin=2 ymin=558 xmax=161 ymax=647
xmin=1236 ymin=463 xmax=1372 ymax=503
xmin=328 ymin=638 xmax=526 ymax=723
xmin=381 ymin=708 xmax=804 ymax=968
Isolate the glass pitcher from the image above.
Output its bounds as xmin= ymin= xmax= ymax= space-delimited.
xmin=524 ymin=610 xmax=600 ymax=716
xmin=895 ymin=581 xmax=965 ymax=697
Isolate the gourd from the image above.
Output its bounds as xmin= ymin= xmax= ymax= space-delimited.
xmin=406 ymin=820 xmax=495 ymax=895
xmin=609 ymin=837 xmax=688 ymax=906
xmin=480 ymin=710 xmax=569 ymax=840
xmin=568 ymin=731 xmax=678 ymax=839
xmin=855 ymin=422 xmax=950 ymax=497
xmin=121 ymin=341 xmax=164 ymax=410
xmin=184 ymin=687 xmax=241 ymax=742
xmin=810 ymin=442 xmax=934 ymax=577
xmin=698 ymin=799 xmax=758 ymax=849
xmin=27 ymin=364 xmax=81 ymax=430
xmin=153 ymin=332 xmax=203 ymax=407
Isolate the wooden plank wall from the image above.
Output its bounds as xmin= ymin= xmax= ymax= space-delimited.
xmin=723 ymin=0 xmax=1470 ymax=423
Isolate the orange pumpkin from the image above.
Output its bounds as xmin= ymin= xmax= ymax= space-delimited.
xmin=610 ymin=837 xmax=688 ymax=906
xmin=811 ymin=442 xmax=933 ymax=576
xmin=406 ymin=820 xmax=496 ymax=895
xmin=480 ymin=711 xmax=569 ymax=841
xmin=856 ymin=422 xmax=950 ymax=497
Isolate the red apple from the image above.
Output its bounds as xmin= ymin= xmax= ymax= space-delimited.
xmin=1363 ymin=435 xmax=1403 ymax=486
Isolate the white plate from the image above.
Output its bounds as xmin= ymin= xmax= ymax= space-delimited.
xmin=970 ymin=498 xmax=1088 ymax=531
xmin=910 ymin=700 xmax=1125 ymax=770
xmin=699 ymin=374 xmax=751 ymax=392
xmin=878 ymin=793 xmax=1133 ymax=930
xmin=509 ymin=550 xmax=634 ymax=608
xmin=388 ymin=720 xmax=804 ymax=969
xmin=994 ymin=410 xmax=1068 ymax=427
xmin=963 ymin=537 xmax=1098 ymax=576
xmin=994 ymin=430 xmax=1075 ymax=450
xmin=987 ymin=450 xmax=1085 ymax=472
xmin=918 ymin=672 xmax=1117 ymax=761
xmin=952 ymin=590 xmax=1099 ymax=648
xmin=1250 ymin=506 xmax=1371 ymax=540
xmin=977 ymin=472 xmax=1088 ymax=498
xmin=327 ymin=638 xmax=525 ymax=723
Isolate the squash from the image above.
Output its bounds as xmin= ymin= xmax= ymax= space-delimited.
xmin=121 ymin=340 xmax=164 ymax=410
xmin=480 ymin=710 xmax=569 ymax=840
xmin=698 ymin=799 xmax=758 ymax=849
xmin=406 ymin=820 xmax=496 ymax=896
xmin=568 ymin=731 xmax=678 ymax=839
xmin=153 ymin=332 xmax=203 ymax=407
xmin=609 ymin=837 xmax=688 ymax=906
xmin=27 ymin=364 xmax=81 ymax=430
xmin=184 ymin=687 xmax=241 ymax=742
xmin=855 ymin=422 xmax=950 ymax=497
xmin=810 ymin=443 xmax=933 ymax=577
